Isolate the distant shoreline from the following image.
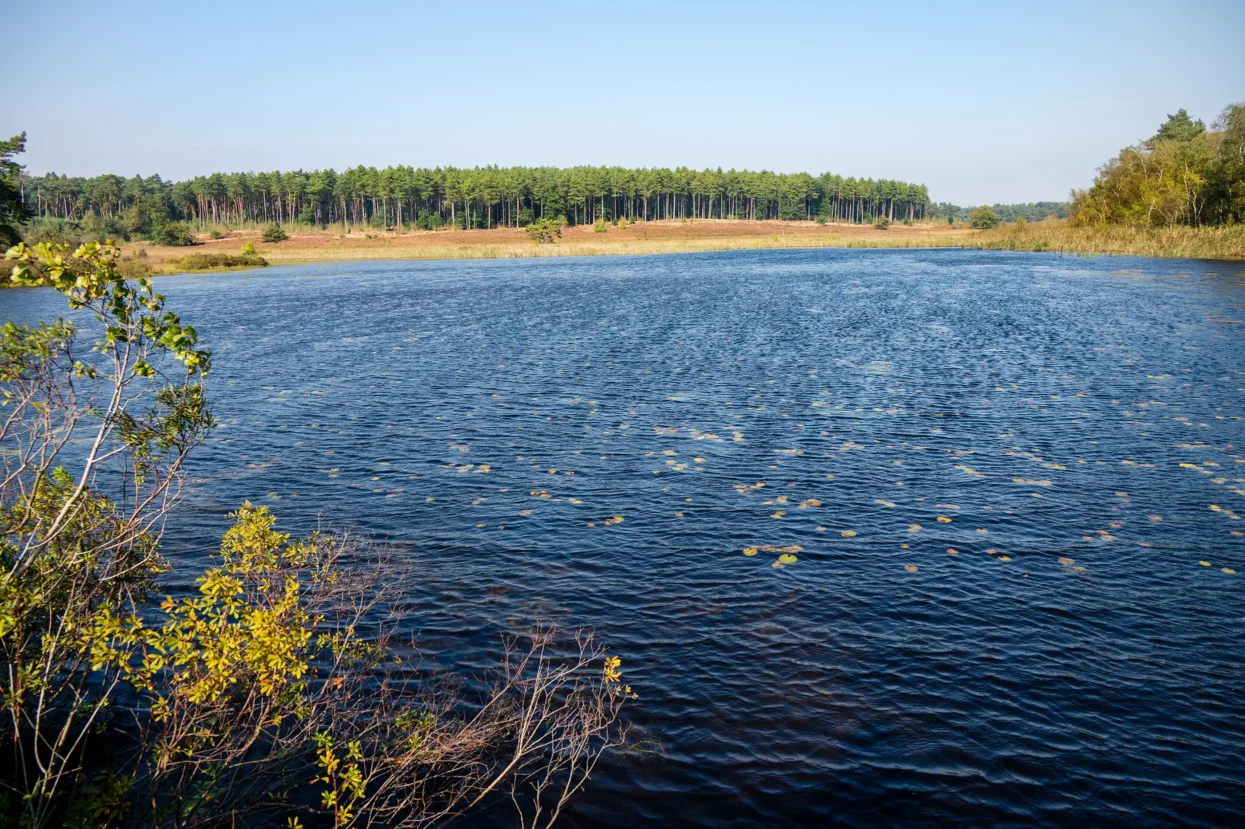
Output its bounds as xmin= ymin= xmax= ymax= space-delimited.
xmin=7 ymin=220 xmax=1242 ymax=287
xmin=134 ymin=220 xmax=1245 ymax=273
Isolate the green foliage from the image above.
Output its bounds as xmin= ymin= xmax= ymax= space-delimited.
xmin=1149 ymin=108 xmax=1206 ymax=145
xmin=416 ymin=209 xmax=444 ymax=230
xmin=150 ymin=221 xmax=197 ymax=246
xmin=116 ymin=254 xmax=156 ymax=279
xmin=526 ymin=217 xmax=563 ymax=243
xmin=930 ymin=201 xmax=1070 ymax=223
xmin=175 ymin=253 xmax=268 ymax=270
xmin=1072 ymin=103 xmax=1243 ymax=228
xmin=874 ymin=216 xmax=890 ymax=230
xmin=593 ymin=217 xmax=609 ymax=233
xmin=241 ymin=240 xmax=257 ymax=255
xmin=0 ymin=132 xmax=31 ymax=248
xmin=20 ymin=164 xmax=933 ymax=229
xmin=208 ymin=228 xmax=223 ymax=239
xmin=2 ymin=240 xmax=214 ymax=824
xmin=262 ymin=223 xmax=289 ymax=243
xmin=970 ymin=206 xmax=1001 ymax=229
xmin=778 ymin=202 xmax=805 ymax=221
xmin=1209 ymin=103 xmax=1245 ymax=224
xmin=2 ymin=237 xmax=632 ymax=828
xmin=22 ymin=214 xmax=131 ymax=246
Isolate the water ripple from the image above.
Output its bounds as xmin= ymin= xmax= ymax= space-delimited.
xmin=4 ymin=249 xmax=1244 ymax=826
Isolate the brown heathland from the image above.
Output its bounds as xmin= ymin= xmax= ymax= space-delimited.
xmin=132 ymin=219 xmax=1245 ymax=272
xmin=137 ymin=220 xmax=976 ymax=266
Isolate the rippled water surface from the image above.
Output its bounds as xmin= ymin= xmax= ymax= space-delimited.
xmin=5 ymin=249 xmax=1245 ymax=826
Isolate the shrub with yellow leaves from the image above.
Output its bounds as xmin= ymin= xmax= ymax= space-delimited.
xmin=2 ymin=241 xmax=631 ymax=828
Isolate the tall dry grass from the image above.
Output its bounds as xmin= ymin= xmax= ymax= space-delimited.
xmin=252 ymin=225 xmax=1245 ymax=264
xmin=967 ymin=222 xmax=1245 ymax=260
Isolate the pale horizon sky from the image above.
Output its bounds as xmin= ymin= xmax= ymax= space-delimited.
xmin=6 ymin=0 xmax=1244 ymax=206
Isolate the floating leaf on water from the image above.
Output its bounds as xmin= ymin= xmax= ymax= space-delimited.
xmin=875 ymin=499 xmax=896 ymax=507
xmin=743 ymin=547 xmax=758 ymax=556
xmin=778 ymin=553 xmax=798 ymax=565
xmin=998 ymin=555 xmax=1012 ymax=562
xmin=904 ymin=564 xmax=919 ymax=572
xmin=1012 ymin=478 xmax=1052 ymax=486
xmin=1058 ymin=557 xmax=1075 ymax=565
xmin=815 ymin=526 xmax=827 ymax=532
xmin=518 ymin=509 xmax=532 ymax=517
xmin=985 ymin=548 xmax=998 ymax=555
xmin=771 ymin=511 xmax=786 ymax=519
xmin=908 ymin=524 xmax=922 ymax=533
xmin=936 ymin=516 xmax=952 ymax=523
xmin=976 ymin=528 xmax=989 ymax=534
xmin=1224 ymin=568 xmax=1237 ymax=575
xmin=841 ymin=530 xmax=857 ymax=538
xmin=1149 ymin=515 xmax=1162 ymax=522
xmin=753 ymin=544 xmax=803 ymax=554
xmin=947 ymin=548 xmax=959 ymax=555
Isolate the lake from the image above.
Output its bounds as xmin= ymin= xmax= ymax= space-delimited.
xmin=3 ymin=248 xmax=1243 ymax=826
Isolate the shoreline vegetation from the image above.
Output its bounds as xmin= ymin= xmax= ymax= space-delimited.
xmin=1 ymin=241 xmax=633 ymax=826
xmin=110 ymin=219 xmax=1245 ymax=277
xmin=6 ymin=102 xmax=1240 ymax=282
xmin=5 ymin=219 xmax=1240 ymax=286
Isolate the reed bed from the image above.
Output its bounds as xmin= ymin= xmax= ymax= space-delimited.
xmin=968 ymin=223 xmax=1245 ymax=260
xmin=131 ymin=220 xmax=1245 ymax=277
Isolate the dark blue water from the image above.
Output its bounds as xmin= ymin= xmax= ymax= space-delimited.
xmin=4 ymin=249 xmax=1244 ymax=826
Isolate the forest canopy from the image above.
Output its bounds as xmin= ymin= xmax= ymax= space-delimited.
xmin=1070 ymin=104 xmax=1244 ymax=227
xmin=17 ymin=165 xmax=933 ymax=234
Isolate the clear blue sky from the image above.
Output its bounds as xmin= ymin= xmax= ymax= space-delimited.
xmin=6 ymin=0 xmax=1244 ymax=205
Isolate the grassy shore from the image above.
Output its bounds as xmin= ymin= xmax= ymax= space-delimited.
xmin=108 ymin=219 xmax=1245 ymax=275
xmin=971 ymin=222 xmax=1245 ymax=260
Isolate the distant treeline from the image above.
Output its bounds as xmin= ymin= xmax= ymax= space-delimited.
xmin=17 ymin=166 xmax=934 ymax=234
xmin=929 ymin=201 xmax=1070 ymax=223
xmin=1072 ymin=104 xmax=1244 ymax=227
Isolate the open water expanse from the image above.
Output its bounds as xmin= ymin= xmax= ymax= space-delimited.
xmin=4 ymin=248 xmax=1244 ymax=826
